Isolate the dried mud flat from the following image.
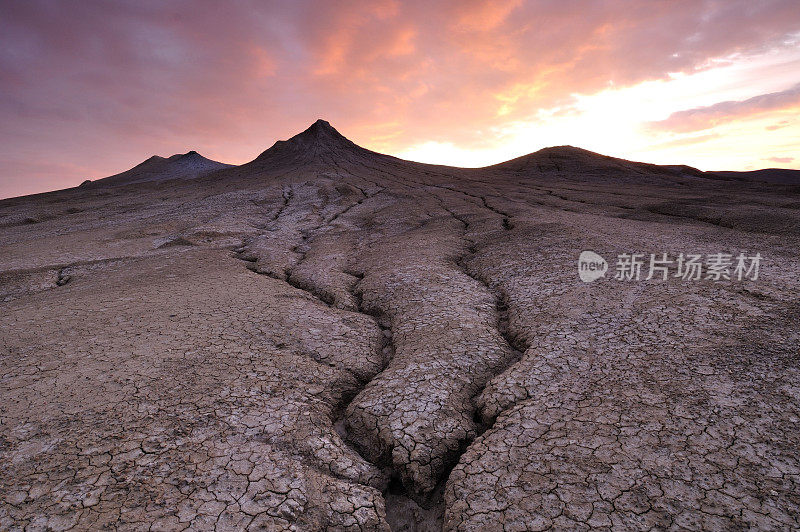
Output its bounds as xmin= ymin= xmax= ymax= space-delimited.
xmin=1 ymin=121 xmax=799 ymax=531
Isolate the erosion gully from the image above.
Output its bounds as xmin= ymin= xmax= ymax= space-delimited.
xmin=234 ymin=181 xmax=529 ymax=531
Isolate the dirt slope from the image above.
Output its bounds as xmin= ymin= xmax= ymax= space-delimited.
xmin=88 ymin=151 xmax=232 ymax=187
xmin=1 ymin=121 xmax=798 ymax=531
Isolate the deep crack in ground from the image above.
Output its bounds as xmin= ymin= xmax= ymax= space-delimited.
xmin=3 ymin=120 xmax=799 ymax=530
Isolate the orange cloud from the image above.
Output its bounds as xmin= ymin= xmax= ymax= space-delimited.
xmin=649 ymin=84 xmax=800 ymax=133
xmin=766 ymin=120 xmax=792 ymax=131
xmin=453 ymin=0 xmax=523 ymax=31
xmin=1 ymin=0 xmax=800 ymax=198
xmin=250 ymin=46 xmax=276 ymax=78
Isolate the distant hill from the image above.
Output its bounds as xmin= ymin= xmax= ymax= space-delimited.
xmin=85 ymin=151 xmax=232 ymax=187
xmin=72 ymin=124 xmax=798 ymax=193
xmin=711 ymin=168 xmax=800 ymax=185
xmin=486 ymin=145 xmax=800 ymax=185
xmin=484 ymin=145 xmax=716 ymax=184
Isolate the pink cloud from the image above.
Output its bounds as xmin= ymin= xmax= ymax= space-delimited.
xmin=649 ymin=84 xmax=800 ymax=133
xmin=766 ymin=120 xmax=792 ymax=131
xmin=768 ymin=156 xmax=794 ymax=163
xmin=1 ymin=0 xmax=800 ymax=198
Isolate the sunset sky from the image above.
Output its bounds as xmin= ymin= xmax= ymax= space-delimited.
xmin=1 ymin=0 xmax=799 ymax=198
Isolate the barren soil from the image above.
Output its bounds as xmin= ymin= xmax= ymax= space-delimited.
xmin=1 ymin=121 xmax=798 ymax=530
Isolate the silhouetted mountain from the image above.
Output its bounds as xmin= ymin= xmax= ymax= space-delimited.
xmin=202 ymin=119 xmax=405 ymax=185
xmin=711 ymin=168 xmax=800 ymax=185
xmin=89 ymin=151 xmax=232 ymax=187
xmin=76 ymin=121 xmax=799 ymax=193
xmin=250 ymin=119 xmax=387 ymax=169
xmin=486 ymin=145 xmax=715 ymax=184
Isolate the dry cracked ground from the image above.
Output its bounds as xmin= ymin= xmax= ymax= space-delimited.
xmin=1 ymin=120 xmax=799 ymax=531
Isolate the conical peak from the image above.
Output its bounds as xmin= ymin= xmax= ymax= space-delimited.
xmin=254 ymin=119 xmax=365 ymax=164
xmin=310 ymin=118 xmax=333 ymax=130
xmin=292 ymin=119 xmax=349 ymax=144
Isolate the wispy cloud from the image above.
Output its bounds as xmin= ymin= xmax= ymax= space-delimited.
xmin=649 ymin=84 xmax=800 ymax=133
xmin=1 ymin=0 xmax=800 ymax=197
xmin=766 ymin=120 xmax=792 ymax=131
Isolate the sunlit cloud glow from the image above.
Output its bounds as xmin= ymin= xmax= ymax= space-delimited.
xmin=1 ymin=0 xmax=799 ymax=197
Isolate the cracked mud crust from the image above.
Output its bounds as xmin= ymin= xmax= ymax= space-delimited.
xmin=1 ymin=121 xmax=799 ymax=530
